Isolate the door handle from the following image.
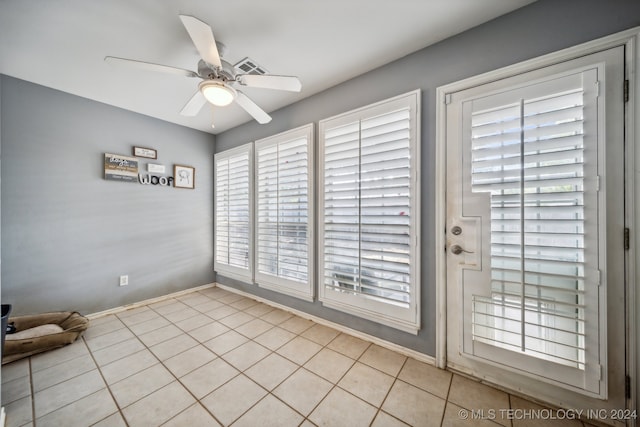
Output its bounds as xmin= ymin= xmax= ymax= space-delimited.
xmin=450 ymin=244 xmax=474 ymax=255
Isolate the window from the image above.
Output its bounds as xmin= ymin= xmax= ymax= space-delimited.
xmin=214 ymin=143 xmax=253 ymax=280
xmin=318 ymin=90 xmax=421 ymax=333
xmin=255 ymin=124 xmax=314 ymax=300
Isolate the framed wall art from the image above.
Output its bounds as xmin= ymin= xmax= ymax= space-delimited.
xmin=133 ymin=146 xmax=157 ymax=159
xmin=174 ymin=164 xmax=195 ymax=189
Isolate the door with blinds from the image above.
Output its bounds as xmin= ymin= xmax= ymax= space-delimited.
xmin=445 ymin=47 xmax=625 ymax=407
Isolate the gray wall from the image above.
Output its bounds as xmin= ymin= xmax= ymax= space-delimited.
xmin=1 ymin=76 xmax=216 ymax=315
xmin=215 ymin=0 xmax=640 ymax=356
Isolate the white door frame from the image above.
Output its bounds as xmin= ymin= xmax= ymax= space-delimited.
xmin=435 ymin=27 xmax=640 ymax=412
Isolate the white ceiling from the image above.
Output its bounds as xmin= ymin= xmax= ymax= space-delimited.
xmin=0 ymin=0 xmax=535 ymax=134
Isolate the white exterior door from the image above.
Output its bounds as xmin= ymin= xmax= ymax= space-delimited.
xmin=445 ymin=47 xmax=626 ymax=410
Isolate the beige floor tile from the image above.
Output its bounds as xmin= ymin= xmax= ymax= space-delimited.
xmin=229 ymin=297 xmax=259 ymax=310
xmin=1 ymin=358 xmax=29 ymax=384
xmin=118 ymin=308 xmax=161 ymax=326
xmin=204 ymin=330 xmax=249 ymax=355
xmin=100 ymin=349 xmax=158 ymax=385
xmin=205 ymin=305 xmax=238 ymax=320
xmin=397 ymin=357 xmax=452 ymax=399
xmin=180 ymin=358 xmax=239 ymax=399
xmin=33 ymin=369 xmax=105 ymax=418
xmin=36 ymin=388 xmax=117 ymax=427
xmin=359 ymin=344 xmax=407 ymax=377
xmin=254 ymin=326 xmax=296 ymax=350
xmin=188 ymin=320 xmax=230 ymax=342
xmin=92 ymin=412 xmax=128 ymax=427
xmin=3 ymin=395 xmax=32 ymax=427
xmin=32 ymin=353 xmax=96 ymax=392
xmin=301 ymin=324 xmax=340 ymax=346
xmin=127 ymin=316 xmax=171 ymax=336
xmin=221 ymin=340 xmax=271 ymax=371
xmin=147 ymin=298 xmax=178 ymax=310
xmin=91 ymin=337 xmax=145 ymax=366
xmin=109 ymin=363 xmax=174 ymax=408
xmin=372 ymin=411 xmax=411 ymax=427
xmin=382 ymin=380 xmax=446 ymax=427
xmin=299 ymin=420 xmax=316 ymax=427
xmin=273 ymin=368 xmax=332 ymax=416
xmin=244 ymin=353 xmax=299 ymax=390
xmin=217 ymin=292 xmax=246 ymax=304
xmin=233 ymin=394 xmax=304 ymax=427
xmin=31 ymin=340 xmax=89 ymax=372
xmin=235 ymin=318 xmax=273 ymax=339
xmin=279 ymin=316 xmax=315 ymax=334
xmin=177 ymin=293 xmax=214 ymax=307
xmin=244 ymin=302 xmax=274 ymax=317
xmin=218 ymin=311 xmax=254 ymax=329
xmin=84 ymin=327 xmax=135 ymax=353
xmin=163 ymin=306 xmax=200 ymax=323
xmin=200 ymin=374 xmax=267 ymax=425
xmin=260 ymin=308 xmax=294 ymax=325
xmin=2 ymin=375 xmax=31 ymax=406
xmin=309 ymin=386 xmax=377 ymax=427
xmin=83 ymin=316 xmax=125 ymax=340
xmin=163 ymin=345 xmax=218 ymax=378
xmin=338 ymin=362 xmax=395 ymax=407
xmin=441 ymin=402 xmax=504 ymax=427
xmin=448 ymin=375 xmax=511 ymax=427
xmin=163 ymin=403 xmax=221 ymax=427
xmin=277 ymin=336 xmax=322 ymax=365
xmin=304 ymin=348 xmax=354 ymax=384
xmin=327 ymin=333 xmax=371 ymax=360
xmin=117 ymin=305 xmax=153 ymax=319
xmin=192 ymin=299 xmax=225 ymax=313
xmin=150 ymin=300 xmax=189 ymax=316
xmin=137 ymin=324 xmax=183 ymax=347
xmin=175 ymin=313 xmax=216 ymax=332
xmin=149 ymin=333 xmax=198 ymax=361
xmin=122 ymin=381 xmax=195 ymax=426
xmin=510 ymin=395 xmax=582 ymax=427
xmin=163 ymin=344 xmax=217 ymax=378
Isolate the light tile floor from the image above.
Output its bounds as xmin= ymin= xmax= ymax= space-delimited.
xmin=1 ymin=286 xmax=600 ymax=427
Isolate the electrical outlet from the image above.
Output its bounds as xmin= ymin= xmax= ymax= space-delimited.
xmin=119 ymin=275 xmax=129 ymax=286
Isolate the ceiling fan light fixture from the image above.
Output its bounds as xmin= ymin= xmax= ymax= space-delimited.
xmin=199 ymin=80 xmax=236 ymax=107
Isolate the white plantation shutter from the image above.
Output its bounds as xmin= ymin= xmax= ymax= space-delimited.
xmin=469 ymin=73 xmax=598 ymax=371
xmin=215 ymin=143 xmax=253 ymax=279
xmin=319 ymin=91 xmax=420 ymax=332
xmin=255 ymin=125 xmax=314 ymax=300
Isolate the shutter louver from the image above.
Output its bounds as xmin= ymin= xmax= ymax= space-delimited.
xmin=255 ymin=124 xmax=313 ymax=299
xmin=470 ymin=87 xmax=588 ymax=369
xmin=215 ymin=146 xmax=252 ymax=276
xmin=323 ymin=108 xmax=412 ymax=307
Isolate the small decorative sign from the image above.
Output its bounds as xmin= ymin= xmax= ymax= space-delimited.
xmin=147 ymin=163 xmax=166 ymax=174
xmin=104 ymin=153 xmax=138 ymax=183
xmin=174 ymin=165 xmax=195 ymax=189
xmin=133 ymin=146 xmax=157 ymax=159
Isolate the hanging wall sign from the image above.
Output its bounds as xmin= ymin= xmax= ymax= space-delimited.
xmin=104 ymin=153 xmax=138 ymax=183
xmin=132 ymin=146 xmax=157 ymax=159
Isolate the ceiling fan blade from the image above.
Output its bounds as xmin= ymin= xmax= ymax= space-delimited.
xmin=180 ymin=90 xmax=207 ymax=116
xmin=104 ymin=56 xmax=198 ymax=78
xmin=235 ymin=91 xmax=272 ymax=124
xmin=179 ymin=15 xmax=222 ymax=69
xmin=237 ymin=74 xmax=302 ymax=92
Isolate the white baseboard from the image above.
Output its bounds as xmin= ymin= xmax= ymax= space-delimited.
xmin=215 ymin=283 xmax=436 ymax=366
xmin=87 ymin=283 xmax=216 ymax=319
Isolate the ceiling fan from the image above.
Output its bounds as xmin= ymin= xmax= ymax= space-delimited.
xmin=105 ymin=15 xmax=302 ymax=125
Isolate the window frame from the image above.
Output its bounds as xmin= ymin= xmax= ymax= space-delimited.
xmin=318 ymin=90 xmax=421 ymax=333
xmin=214 ymin=142 xmax=254 ymax=281
xmin=254 ymin=123 xmax=315 ymax=301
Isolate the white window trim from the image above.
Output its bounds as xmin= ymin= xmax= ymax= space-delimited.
xmin=318 ymin=90 xmax=421 ymax=334
xmin=254 ymin=123 xmax=315 ymax=301
xmin=214 ymin=142 xmax=254 ymax=282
